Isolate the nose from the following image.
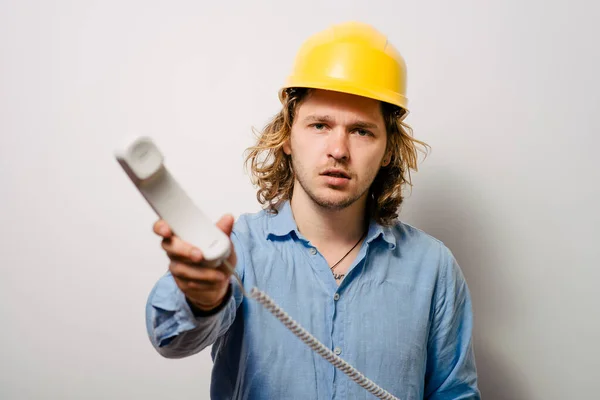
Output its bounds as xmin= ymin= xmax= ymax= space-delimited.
xmin=327 ymin=129 xmax=349 ymax=161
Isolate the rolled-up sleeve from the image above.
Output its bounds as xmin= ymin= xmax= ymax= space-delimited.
xmin=145 ymin=231 xmax=246 ymax=359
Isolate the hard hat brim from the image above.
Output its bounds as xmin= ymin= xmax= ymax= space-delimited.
xmin=280 ymin=76 xmax=408 ymax=111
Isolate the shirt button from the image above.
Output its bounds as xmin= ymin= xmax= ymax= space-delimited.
xmin=334 ymin=293 xmax=340 ymax=301
xmin=334 ymin=347 xmax=342 ymax=355
xmin=309 ymin=247 xmax=317 ymax=255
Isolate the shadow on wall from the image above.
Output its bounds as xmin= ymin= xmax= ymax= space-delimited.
xmin=402 ymin=168 xmax=530 ymax=400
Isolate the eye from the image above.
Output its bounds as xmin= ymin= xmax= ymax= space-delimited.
xmin=354 ymin=129 xmax=373 ymax=137
xmin=311 ymin=123 xmax=327 ymax=131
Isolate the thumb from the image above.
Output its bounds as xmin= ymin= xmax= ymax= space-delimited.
xmin=216 ymin=214 xmax=235 ymax=236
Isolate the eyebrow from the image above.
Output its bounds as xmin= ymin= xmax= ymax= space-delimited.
xmin=302 ymin=114 xmax=380 ymax=130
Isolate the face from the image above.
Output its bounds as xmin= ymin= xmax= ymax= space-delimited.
xmin=283 ymin=89 xmax=391 ymax=211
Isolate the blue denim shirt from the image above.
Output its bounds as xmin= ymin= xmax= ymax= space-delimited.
xmin=146 ymin=201 xmax=480 ymax=399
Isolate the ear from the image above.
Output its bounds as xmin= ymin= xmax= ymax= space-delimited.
xmin=381 ymin=150 xmax=392 ymax=167
xmin=283 ymin=139 xmax=292 ymax=155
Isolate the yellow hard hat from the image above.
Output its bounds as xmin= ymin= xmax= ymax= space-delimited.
xmin=280 ymin=21 xmax=408 ymax=111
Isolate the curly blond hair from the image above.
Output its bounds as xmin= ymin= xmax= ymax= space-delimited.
xmin=244 ymin=88 xmax=430 ymax=226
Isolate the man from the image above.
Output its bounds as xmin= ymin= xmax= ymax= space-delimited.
xmin=146 ymin=21 xmax=481 ymax=399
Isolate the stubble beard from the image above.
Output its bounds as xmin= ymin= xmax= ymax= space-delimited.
xmin=291 ymin=157 xmax=374 ymax=211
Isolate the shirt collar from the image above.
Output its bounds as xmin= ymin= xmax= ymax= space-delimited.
xmin=365 ymin=217 xmax=397 ymax=250
xmin=266 ymin=200 xmax=396 ymax=250
xmin=266 ymin=200 xmax=299 ymax=238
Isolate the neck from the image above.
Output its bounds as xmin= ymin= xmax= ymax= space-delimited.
xmin=289 ymin=188 xmax=369 ymax=248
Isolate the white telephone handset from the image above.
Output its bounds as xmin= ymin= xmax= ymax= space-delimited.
xmin=115 ymin=135 xmax=400 ymax=400
xmin=115 ymin=135 xmax=230 ymax=266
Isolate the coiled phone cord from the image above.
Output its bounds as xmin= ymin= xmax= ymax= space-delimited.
xmin=222 ymin=260 xmax=400 ymax=400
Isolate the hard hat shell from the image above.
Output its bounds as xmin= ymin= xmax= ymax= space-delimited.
xmin=280 ymin=21 xmax=408 ymax=111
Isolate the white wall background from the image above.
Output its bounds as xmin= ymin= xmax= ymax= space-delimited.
xmin=1 ymin=1 xmax=598 ymax=399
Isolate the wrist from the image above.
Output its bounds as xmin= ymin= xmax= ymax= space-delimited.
xmin=186 ymin=283 xmax=232 ymax=317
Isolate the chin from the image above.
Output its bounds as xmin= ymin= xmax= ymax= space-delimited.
xmin=312 ymin=191 xmax=360 ymax=211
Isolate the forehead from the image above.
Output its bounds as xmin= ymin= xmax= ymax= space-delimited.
xmin=296 ymin=89 xmax=384 ymax=124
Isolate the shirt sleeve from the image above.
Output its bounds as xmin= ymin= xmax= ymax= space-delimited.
xmin=144 ymin=231 xmax=246 ymax=359
xmin=424 ymin=245 xmax=481 ymax=399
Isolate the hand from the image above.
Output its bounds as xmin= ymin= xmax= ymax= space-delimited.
xmin=153 ymin=215 xmax=237 ymax=312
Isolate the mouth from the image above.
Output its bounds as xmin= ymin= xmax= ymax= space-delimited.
xmin=320 ymin=169 xmax=351 ymax=180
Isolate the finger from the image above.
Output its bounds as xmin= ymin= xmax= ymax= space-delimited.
xmin=162 ymin=236 xmax=203 ymax=263
xmin=216 ymin=258 xmax=236 ymax=276
xmin=153 ymin=219 xmax=173 ymax=238
xmin=176 ymin=278 xmax=228 ymax=292
xmin=172 ymin=276 xmax=228 ymax=305
xmin=168 ymin=254 xmax=235 ymax=277
xmin=216 ymin=214 xmax=235 ymax=237
xmin=170 ymin=261 xmax=227 ymax=282
xmin=215 ymin=214 xmax=237 ymax=268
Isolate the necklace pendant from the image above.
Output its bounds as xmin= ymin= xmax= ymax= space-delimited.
xmin=333 ymin=272 xmax=345 ymax=280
